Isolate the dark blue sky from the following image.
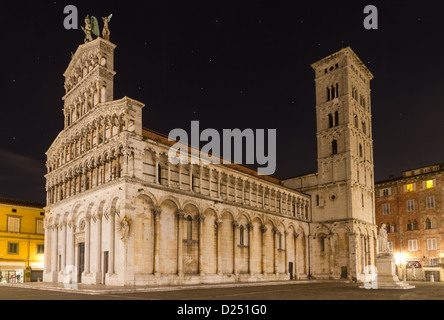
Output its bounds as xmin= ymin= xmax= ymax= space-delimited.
xmin=1 ymin=0 xmax=444 ymax=203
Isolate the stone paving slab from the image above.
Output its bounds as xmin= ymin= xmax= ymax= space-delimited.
xmin=0 ymin=279 xmax=336 ymax=295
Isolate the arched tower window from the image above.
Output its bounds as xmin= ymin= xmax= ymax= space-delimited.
xmin=186 ymin=216 xmax=193 ymax=240
xmin=157 ymin=164 xmax=162 ymax=185
xmin=332 ymin=140 xmax=338 ymax=155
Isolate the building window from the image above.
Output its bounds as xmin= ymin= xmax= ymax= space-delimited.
xmin=382 ymin=203 xmax=390 ymax=215
xmin=319 ymin=236 xmax=326 ymax=253
xmin=36 ymin=219 xmax=44 ymax=234
xmin=426 ymin=180 xmax=435 ymax=189
xmin=8 ymin=243 xmax=19 ymax=255
xmin=334 ymin=111 xmax=339 ymax=126
xmin=186 ymin=216 xmax=193 ymax=240
xmin=157 ymin=164 xmax=162 ymax=185
xmin=406 ymin=184 xmax=414 ymax=192
xmin=407 ymin=220 xmax=412 ymax=231
xmin=425 ymin=218 xmax=432 ymax=230
xmin=413 ymin=220 xmax=419 ymax=231
xmin=427 ymin=238 xmax=438 ymax=251
xmin=426 ymin=196 xmax=435 ymax=209
xmin=36 ymin=244 xmax=45 ymax=255
xmin=239 ymin=225 xmax=245 ymax=246
xmin=332 ymin=140 xmax=338 ymax=155
xmin=328 ymin=114 xmax=333 ymax=128
xmin=7 ymin=216 xmax=21 ymax=233
xmin=381 ymin=188 xmax=391 ymax=196
xmin=407 ymin=199 xmax=415 ymax=212
xmin=408 ymin=239 xmax=418 ymax=252
xmin=392 ymin=223 xmax=397 ymax=232
xmin=359 ymin=144 xmax=363 ymax=158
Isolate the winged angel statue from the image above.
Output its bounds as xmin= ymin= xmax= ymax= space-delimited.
xmin=82 ymin=14 xmax=113 ymax=43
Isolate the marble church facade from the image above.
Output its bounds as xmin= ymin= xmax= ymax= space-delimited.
xmin=43 ymin=37 xmax=376 ymax=286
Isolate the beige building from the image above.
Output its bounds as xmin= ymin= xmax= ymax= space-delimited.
xmin=43 ymin=36 xmax=377 ymax=286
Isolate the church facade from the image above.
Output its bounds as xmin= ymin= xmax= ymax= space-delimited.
xmin=43 ymin=37 xmax=377 ymax=286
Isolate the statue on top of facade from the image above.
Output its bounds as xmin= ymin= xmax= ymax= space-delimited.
xmin=81 ymin=15 xmax=100 ymax=43
xmin=102 ymin=14 xmax=113 ymax=41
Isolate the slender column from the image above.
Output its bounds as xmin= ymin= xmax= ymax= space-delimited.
xmin=274 ymin=228 xmax=279 ymax=275
xmin=69 ymin=221 xmax=75 ymax=271
xmin=84 ymin=216 xmax=91 ymax=274
xmin=198 ymin=214 xmax=205 ymax=275
xmin=217 ymin=171 xmax=221 ymax=198
xmin=261 ymin=226 xmax=267 ymax=274
xmin=199 ymin=166 xmax=203 ymax=194
xmin=294 ymin=233 xmax=299 ymax=280
xmin=96 ymin=214 xmax=102 ymax=282
xmin=216 ymin=220 xmax=223 ymax=275
xmin=329 ymin=234 xmax=335 ymax=277
xmin=248 ymin=223 xmax=254 ymax=275
xmin=153 ymin=155 xmax=159 ymax=184
xmin=153 ymin=207 xmax=162 ymax=275
xmin=178 ymin=164 xmax=182 ymax=190
xmin=348 ymin=232 xmax=358 ymax=281
xmin=177 ymin=211 xmax=184 ymax=276
xmin=51 ymin=224 xmax=58 ymax=274
xmin=44 ymin=223 xmax=52 ymax=273
xmin=233 ymin=221 xmax=239 ymax=275
xmin=189 ymin=165 xmax=193 ymax=191
xmin=167 ymin=163 xmax=171 ymax=187
xmin=61 ymin=222 xmax=67 ymax=274
xmin=108 ymin=210 xmax=115 ymax=275
xmin=284 ymin=231 xmax=289 ymax=275
xmin=305 ymin=235 xmax=310 ymax=277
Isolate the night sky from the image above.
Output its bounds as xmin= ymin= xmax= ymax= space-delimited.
xmin=1 ymin=0 xmax=444 ymax=203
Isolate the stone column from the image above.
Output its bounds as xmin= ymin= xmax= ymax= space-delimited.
xmin=216 ymin=220 xmax=223 ymax=275
xmin=84 ymin=216 xmax=91 ymax=274
xmin=198 ymin=214 xmax=205 ymax=276
xmin=108 ymin=210 xmax=115 ymax=275
xmin=233 ymin=221 xmax=239 ymax=275
xmin=273 ymin=228 xmax=279 ymax=275
xmin=177 ymin=211 xmax=184 ymax=276
xmin=294 ymin=233 xmax=299 ymax=280
xmin=44 ymin=223 xmax=52 ymax=274
xmin=51 ymin=224 xmax=58 ymax=274
xmin=329 ymin=234 xmax=335 ymax=278
xmin=261 ymin=226 xmax=267 ymax=275
xmin=217 ymin=171 xmax=221 ymax=198
xmin=284 ymin=231 xmax=289 ymax=275
xmin=248 ymin=223 xmax=254 ymax=275
xmin=95 ymin=214 xmax=102 ymax=282
xmin=153 ymin=206 xmax=162 ymax=275
xmin=60 ymin=222 xmax=67 ymax=274
xmin=348 ymin=232 xmax=358 ymax=281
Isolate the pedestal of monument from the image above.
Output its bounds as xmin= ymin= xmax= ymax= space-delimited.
xmin=372 ymin=253 xmax=415 ymax=290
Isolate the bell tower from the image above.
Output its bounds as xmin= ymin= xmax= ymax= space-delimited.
xmin=311 ymin=47 xmax=375 ymax=224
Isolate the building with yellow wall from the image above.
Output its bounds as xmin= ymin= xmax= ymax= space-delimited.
xmin=0 ymin=197 xmax=45 ymax=283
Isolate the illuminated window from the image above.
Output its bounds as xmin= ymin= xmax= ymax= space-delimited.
xmin=426 ymin=180 xmax=434 ymax=189
xmin=406 ymin=184 xmax=414 ymax=192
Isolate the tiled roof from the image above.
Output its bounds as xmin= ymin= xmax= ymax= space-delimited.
xmin=0 ymin=197 xmax=45 ymax=209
